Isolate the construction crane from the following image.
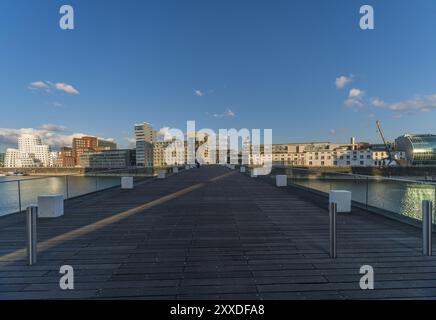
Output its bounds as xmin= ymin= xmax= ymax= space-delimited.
xmin=376 ymin=120 xmax=402 ymax=166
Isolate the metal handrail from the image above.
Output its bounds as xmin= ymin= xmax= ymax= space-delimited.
xmin=0 ymin=176 xmax=58 ymax=184
xmin=287 ymin=167 xmax=436 ymax=185
xmin=0 ymin=170 xmax=131 ymax=217
xmin=0 ymin=166 xmax=157 ymax=183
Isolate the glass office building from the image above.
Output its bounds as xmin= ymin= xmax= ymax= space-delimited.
xmin=79 ymin=149 xmax=136 ymax=168
xmin=395 ymin=134 xmax=436 ymax=166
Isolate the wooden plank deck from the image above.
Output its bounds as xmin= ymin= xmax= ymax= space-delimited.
xmin=0 ymin=166 xmax=435 ymax=300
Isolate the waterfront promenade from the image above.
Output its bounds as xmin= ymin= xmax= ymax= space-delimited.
xmin=0 ymin=166 xmax=435 ymax=300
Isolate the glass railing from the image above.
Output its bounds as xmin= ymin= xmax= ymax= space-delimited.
xmin=0 ymin=175 xmax=123 ymax=217
xmin=260 ymin=167 xmax=436 ymax=228
xmin=0 ymin=166 xmax=187 ymax=217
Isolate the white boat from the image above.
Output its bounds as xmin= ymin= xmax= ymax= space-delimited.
xmin=6 ymin=172 xmax=25 ymax=176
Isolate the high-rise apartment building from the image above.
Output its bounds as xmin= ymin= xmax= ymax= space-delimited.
xmin=72 ymin=136 xmax=98 ymax=165
xmin=56 ymin=147 xmax=75 ymax=167
xmin=135 ymin=122 xmax=155 ymax=166
xmin=4 ymin=149 xmax=20 ymax=167
xmin=153 ymin=140 xmax=187 ymax=167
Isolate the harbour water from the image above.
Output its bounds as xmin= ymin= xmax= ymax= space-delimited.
xmin=288 ymin=173 xmax=436 ymax=222
xmin=0 ymin=175 xmax=121 ymax=217
xmin=2 ymin=172 xmax=435 ymax=223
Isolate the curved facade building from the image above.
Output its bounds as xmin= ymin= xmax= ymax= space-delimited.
xmin=395 ymin=134 xmax=436 ymax=166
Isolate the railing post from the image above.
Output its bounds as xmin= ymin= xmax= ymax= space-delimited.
xmin=329 ymin=202 xmax=337 ymax=259
xmin=18 ymin=180 xmax=22 ymax=213
xmin=365 ymin=177 xmax=369 ymax=209
xmin=422 ymin=200 xmax=433 ymax=256
xmin=65 ymin=175 xmax=69 ymax=199
xmin=26 ymin=206 xmax=38 ymax=265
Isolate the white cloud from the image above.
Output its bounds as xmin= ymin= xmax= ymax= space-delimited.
xmin=329 ymin=129 xmax=336 ymax=135
xmin=345 ymin=99 xmax=363 ymax=108
xmin=124 ymin=137 xmax=136 ymax=149
xmin=156 ymin=127 xmax=173 ymax=142
xmin=335 ymin=75 xmax=353 ymax=89
xmin=213 ymin=109 xmax=236 ymax=118
xmin=28 ymin=81 xmax=49 ymax=90
xmin=39 ymin=124 xmax=67 ymax=132
xmin=345 ymin=88 xmax=365 ymax=108
xmin=55 ymin=82 xmax=80 ymax=95
xmin=370 ymin=97 xmax=386 ymax=108
xmin=371 ymin=94 xmax=436 ymax=113
xmin=194 ymin=89 xmax=215 ymax=97
xmin=27 ymin=81 xmax=79 ymax=95
xmin=348 ymin=88 xmax=364 ymax=98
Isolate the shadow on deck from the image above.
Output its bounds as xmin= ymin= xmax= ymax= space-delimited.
xmin=0 ymin=166 xmax=435 ymax=300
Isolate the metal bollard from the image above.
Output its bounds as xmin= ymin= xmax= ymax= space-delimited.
xmin=26 ymin=206 xmax=38 ymax=265
xmin=329 ymin=202 xmax=337 ymax=259
xmin=422 ymin=200 xmax=433 ymax=256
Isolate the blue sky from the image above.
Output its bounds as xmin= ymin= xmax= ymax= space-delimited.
xmin=1 ymin=0 xmax=436 ymax=151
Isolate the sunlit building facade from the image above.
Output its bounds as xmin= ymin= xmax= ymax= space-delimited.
xmin=249 ymin=141 xmax=406 ymax=168
xmin=135 ymin=122 xmax=155 ymax=167
xmin=72 ymin=136 xmax=98 ymax=165
xmin=4 ymin=134 xmax=51 ymax=167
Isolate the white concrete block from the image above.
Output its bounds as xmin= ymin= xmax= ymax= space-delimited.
xmin=276 ymin=175 xmax=287 ymax=187
xmin=38 ymin=195 xmax=64 ymax=218
xmin=185 ymin=165 xmax=190 ymax=170
xmin=240 ymin=166 xmax=246 ymax=173
xmin=229 ymin=165 xmax=235 ymax=170
xmin=329 ymin=190 xmax=352 ymax=213
xmin=121 ymin=177 xmax=134 ymax=189
xmin=250 ymin=170 xmax=258 ymax=178
xmin=158 ymin=170 xmax=166 ymax=179
xmin=173 ymin=167 xmax=179 ymax=173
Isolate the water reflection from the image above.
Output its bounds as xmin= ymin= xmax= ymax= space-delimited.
xmin=0 ymin=176 xmax=120 ymax=216
xmin=289 ymin=171 xmax=436 ymax=222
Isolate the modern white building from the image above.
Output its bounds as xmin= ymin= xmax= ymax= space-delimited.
xmin=4 ymin=149 xmax=20 ymax=168
xmin=49 ymin=151 xmax=60 ymax=167
xmin=4 ymin=134 xmax=52 ymax=168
